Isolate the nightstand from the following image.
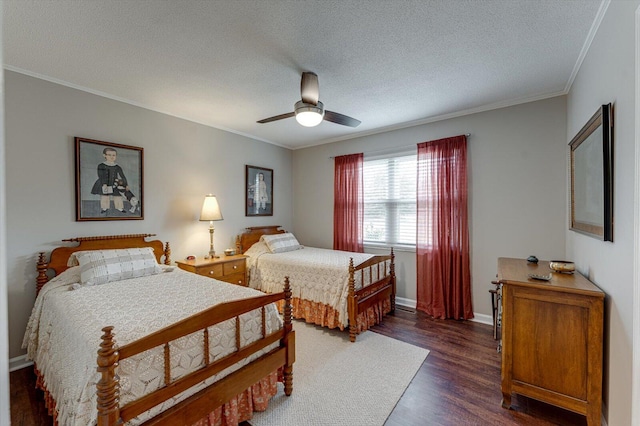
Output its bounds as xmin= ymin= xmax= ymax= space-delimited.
xmin=175 ymin=255 xmax=248 ymax=286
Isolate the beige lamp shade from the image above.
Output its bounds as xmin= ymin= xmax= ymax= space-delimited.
xmin=200 ymin=194 xmax=223 ymax=221
xmin=200 ymin=194 xmax=223 ymax=258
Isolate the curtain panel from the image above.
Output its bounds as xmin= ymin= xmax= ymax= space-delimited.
xmin=416 ymin=135 xmax=473 ymax=319
xmin=333 ymin=153 xmax=364 ymax=252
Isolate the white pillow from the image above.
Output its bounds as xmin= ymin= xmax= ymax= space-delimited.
xmin=74 ymin=247 xmax=162 ymax=286
xmin=260 ymin=232 xmax=303 ymax=253
xmin=243 ymin=240 xmax=271 ymax=257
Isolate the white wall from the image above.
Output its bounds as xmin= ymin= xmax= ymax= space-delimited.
xmin=566 ymin=1 xmax=640 ymax=424
xmin=5 ymin=71 xmax=293 ymax=359
xmin=293 ymin=96 xmax=568 ymax=318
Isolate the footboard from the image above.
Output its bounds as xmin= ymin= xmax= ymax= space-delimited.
xmin=96 ymin=278 xmax=295 ymax=426
xmin=347 ymin=249 xmax=395 ymax=342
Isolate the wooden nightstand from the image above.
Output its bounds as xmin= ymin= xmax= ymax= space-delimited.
xmin=175 ymin=255 xmax=248 ymax=286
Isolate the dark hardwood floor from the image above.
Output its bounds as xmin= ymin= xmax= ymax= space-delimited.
xmin=10 ymin=309 xmax=587 ymax=425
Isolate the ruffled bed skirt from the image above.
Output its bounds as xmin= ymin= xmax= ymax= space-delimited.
xmin=33 ymin=365 xmax=279 ymax=426
xmin=276 ymin=297 xmax=391 ymax=333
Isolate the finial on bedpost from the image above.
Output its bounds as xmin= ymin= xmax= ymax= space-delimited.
xmin=96 ymin=326 xmax=120 ymax=426
xmin=235 ymin=235 xmax=242 ymax=254
xmin=164 ymin=242 xmax=171 ymax=265
xmin=282 ymin=276 xmax=294 ymax=396
xmin=36 ymin=252 xmax=49 ymax=295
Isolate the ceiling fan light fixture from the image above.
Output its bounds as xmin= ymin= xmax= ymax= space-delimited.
xmin=294 ymin=100 xmax=324 ymax=127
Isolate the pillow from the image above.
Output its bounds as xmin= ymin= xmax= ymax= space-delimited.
xmin=73 ymin=247 xmax=162 ymax=286
xmin=243 ymin=240 xmax=271 ymax=257
xmin=260 ymin=232 xmax=303 ymax=253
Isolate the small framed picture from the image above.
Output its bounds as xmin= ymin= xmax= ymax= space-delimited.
xmin=246 ymin=165 xmax=273 ymax=216
xmin=75 ymin=137 xmax=144 ymax=221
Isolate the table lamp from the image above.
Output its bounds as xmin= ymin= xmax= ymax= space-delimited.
xmin=199 ymin=194 xmax=223 ymax=258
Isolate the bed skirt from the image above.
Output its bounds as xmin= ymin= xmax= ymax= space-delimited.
xmin=33 ymin=365 xmax=279 ymax=425
xmin=276 ymin=297 xmax=391 ymax=333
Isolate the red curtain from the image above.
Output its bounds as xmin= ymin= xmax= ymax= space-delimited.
xmin=416 ymin=135 xmax=473 ymax=319
xmin=333 ymin=153 xmax=364 ymax=252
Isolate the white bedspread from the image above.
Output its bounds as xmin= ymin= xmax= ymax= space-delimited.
xmin=22 ymin=266 xmax=283 ymax=425
xmin=245 ymin=245 xmax=377 ymax=327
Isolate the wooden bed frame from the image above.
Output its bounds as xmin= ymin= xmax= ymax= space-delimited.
xmin=34 ymin=233 xmax=295 ymax=426
xmin=236 ymin=226 xmax=396 ymax=342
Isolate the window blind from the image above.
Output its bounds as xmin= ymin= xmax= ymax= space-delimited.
xmin=363 ymin=154 xmax=416 ymax=247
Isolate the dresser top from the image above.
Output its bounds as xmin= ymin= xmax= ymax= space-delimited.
xmin=497 ymin=257 xmax=604 ymax=297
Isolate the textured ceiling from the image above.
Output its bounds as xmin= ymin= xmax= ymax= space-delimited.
xmin=4 ymin=0 xmax=604 ymax=149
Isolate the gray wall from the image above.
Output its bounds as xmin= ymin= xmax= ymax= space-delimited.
xmin=5 ymin=71 xmax=293 ymax=358
xmin=566 ymin=1 xmax=640 ymax=424
xmin=293 ymin=96 xmax=568 ymax=319
xmin=0 ymin=5 xmax=11 ymax=422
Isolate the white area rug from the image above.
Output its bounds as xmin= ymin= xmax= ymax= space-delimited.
xmin=249 ymin=321 xmax=429 ymax=426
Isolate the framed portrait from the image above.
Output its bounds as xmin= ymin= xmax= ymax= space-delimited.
xmin=569 ymin=103 xmax=613 ymax=241
xmin=246 ymin=165 xmax=273 ymax=216
xmin=75 ymin=137 xmax=144 ymax=221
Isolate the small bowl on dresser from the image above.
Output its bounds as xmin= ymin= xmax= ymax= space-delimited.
xmin=224 ymin=248 xmax=236 ymax=256
xmin=549 ymin=260 xmax=575 ymax=274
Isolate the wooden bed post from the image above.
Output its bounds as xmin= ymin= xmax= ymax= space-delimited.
xmin=235 ymin=235 xmax=242 ymax=254
xmin=36 ymin=252 xmax=49 ymax=295
xmin=390 ymin=248 xmax=396 ymax=312
xmin=282 ymin=277 xmax=294 ymax=396
xmin=348 ymin=258 xmax=357 ymax=342
xmin=164 ymin=241 xmax=172 ymax=265
xmin=96 ymin=327 xmax=120 ymax=426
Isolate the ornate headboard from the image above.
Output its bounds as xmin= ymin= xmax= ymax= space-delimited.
xmin=37 ymin=234 xmax=171 ymax=294
xmin=235 ymin=226 xmax=286 ymax=253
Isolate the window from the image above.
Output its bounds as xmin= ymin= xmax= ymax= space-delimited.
xmin=363 ymin=153 xmax=416 ymax=248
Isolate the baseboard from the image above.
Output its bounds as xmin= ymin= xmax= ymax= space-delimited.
xmin=395 ymin=296 xmax=493 ymax=325
xmin=470 ymin=313 xmax=493 ymax=326
xmin=395 ymin=296 xmax=416 ymax=310
xmin=9 ymin=354 xmax=33 ymax=372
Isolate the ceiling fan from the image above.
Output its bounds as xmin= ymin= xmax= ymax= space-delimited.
xmin=257 ymin=72 xmax=361 ymax=128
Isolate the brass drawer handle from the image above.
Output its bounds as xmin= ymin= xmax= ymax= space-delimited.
xmin=233 ymin=265 xmax=238 ymax=269
xmin=238 ymin=280 xmax=243 ymax=284
xmin=209 ymin=270 xmax=215 ymax=275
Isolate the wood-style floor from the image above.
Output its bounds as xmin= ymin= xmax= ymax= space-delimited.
xmin=10 ymin=309 xmax=587 ymax=425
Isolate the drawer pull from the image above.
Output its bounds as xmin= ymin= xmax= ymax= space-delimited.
xmin=238 ymin=280 xmax=243 ymax=284
xmin=209 ymin=271 xmax=214 ymax=275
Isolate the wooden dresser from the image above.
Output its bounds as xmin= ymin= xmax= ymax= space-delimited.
xmin=497 ymin=257 xmax=604 ymax=426
xmin=175 ymin=255 xmax=248 ymax=286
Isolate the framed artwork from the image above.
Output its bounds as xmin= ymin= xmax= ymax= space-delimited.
xmin=246 ymin=165 xmax=273 ymax=216
xmin=569 ymin=103 xmax=613 ymax=241
xmin=75 ymin=137 xmax=144 ymax=221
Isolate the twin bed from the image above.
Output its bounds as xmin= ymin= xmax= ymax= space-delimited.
xmin=24 ymin=234 xmax=294 ymax=425
xmin=24 ymin=228 xmax=395 ymax=425
xmin=236 ymin=226 xmax=396 ymax=342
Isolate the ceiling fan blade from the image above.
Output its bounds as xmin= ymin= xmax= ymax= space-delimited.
xmin=324 ymin=110 xmax=361 ymax=127
xmin=257 ymin=112 xmax=295 ymax=124
xmin=300 ymin=72 xmax=319 ymax=105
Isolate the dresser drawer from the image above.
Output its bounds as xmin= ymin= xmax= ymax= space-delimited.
xmin=195 ymin=263 xmax=223 ymax=278
xmin=223 ymin=259 xmax=245 ymax=276
xmin=218 ymin=272 xmax=247 ymax=286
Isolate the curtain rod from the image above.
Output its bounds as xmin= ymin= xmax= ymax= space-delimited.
xmin=329 ymin=133 xmax=471 ymax=159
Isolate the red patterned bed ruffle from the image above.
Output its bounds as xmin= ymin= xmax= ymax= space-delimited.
xmin=276 ymin=297 xmax=391 ymax=333
xmin=33 ymin=365 xmax=279 ymax=425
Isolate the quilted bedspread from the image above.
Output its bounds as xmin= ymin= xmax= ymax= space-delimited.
xmin=22 ymin=266 xmax=283 ymax=425
xmin=244 ymin=244 xmax=379 ymax=327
